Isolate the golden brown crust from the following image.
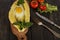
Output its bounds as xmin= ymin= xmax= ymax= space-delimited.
xmin=11 ymin=24 xmax=28 ymax=40
xmin=11 ymin=24 xmax=28 ymax=34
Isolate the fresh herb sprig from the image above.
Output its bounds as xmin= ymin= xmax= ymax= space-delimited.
xmin=13 ymin=21 xmax=33 ymax=30
xmin=17 ymin=0 xmax=24 ymax=5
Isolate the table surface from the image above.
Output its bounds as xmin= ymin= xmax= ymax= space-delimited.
xmin=0 ymin=0 xmax=60 ymax=40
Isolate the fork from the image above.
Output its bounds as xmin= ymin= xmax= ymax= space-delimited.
xmin=31 ymin=16 xmax=60 ymax=38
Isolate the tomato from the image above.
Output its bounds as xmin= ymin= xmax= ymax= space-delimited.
xmin=40 ymin=5 xmax=46 ymax=11
xmin=30 ymin=1 xmax=38 ymax=8
xmin=38 ymin=0 xmax=44 ymax=3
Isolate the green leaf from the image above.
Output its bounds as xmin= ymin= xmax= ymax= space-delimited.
xmin=37 ymin=3 xmax=58 ymax=13
xmin=17 ymin=0 xmax=24 ymax=5
xmin=13 ymin=21 xmax=33 ymax=30
xmin=46 ymin=3 xmax=58 ymax=12
xmin=13 ymin=21 xmax=21 ymax=26
xmin=25 ymin=22 xmax=33 ymax=28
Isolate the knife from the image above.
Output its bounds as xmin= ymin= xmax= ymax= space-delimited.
xmin=31 ymin=16 xmax=60 ymax=38
xmin=35 ymin=12 xmax=60 ymax=29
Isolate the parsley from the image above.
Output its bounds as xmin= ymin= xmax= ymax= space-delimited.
xmin=13 ymin=21 xmax=33 ymax=30
xmin=17 ymin=0 xmax=24 ymax=5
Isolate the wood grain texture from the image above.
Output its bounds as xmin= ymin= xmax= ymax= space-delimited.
xmin=0 ymin=0 xmax=60 ymax=40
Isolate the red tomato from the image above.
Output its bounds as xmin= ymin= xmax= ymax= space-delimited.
xmin=30 ymin=1 xmax=38 ymax=8
xmin=40 ymin=5 xmax=46 ymax=11
xmin=38 ymin=0 xmax=44 ymax=3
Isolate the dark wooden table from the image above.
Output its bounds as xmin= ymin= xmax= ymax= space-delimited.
xmin=0 ymin=0 xmax=60 ymax=40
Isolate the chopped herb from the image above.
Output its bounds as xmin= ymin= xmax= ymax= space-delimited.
xmin=13 ymin=21 xmax=33 ymax=30
xmin=17 ymin=0 xmax=24 ymax=5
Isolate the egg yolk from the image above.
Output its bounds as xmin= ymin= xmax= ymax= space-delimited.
xmin=15 ymin=7 xmax=22 ymax=13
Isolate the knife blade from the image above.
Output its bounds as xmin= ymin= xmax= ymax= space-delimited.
xmin=31 ymin=16 xmax=60 ymax=38
xmin=35 ymin=12 xmax=60 ymax=29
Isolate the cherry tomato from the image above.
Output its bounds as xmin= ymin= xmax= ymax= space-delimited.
xmin=40 ymin=5 xmax=46 ymax=11
xmin=38 ymin=0 xmax=44 ymax=3
xmin=30 ymin=1 xmax=38 ymax=8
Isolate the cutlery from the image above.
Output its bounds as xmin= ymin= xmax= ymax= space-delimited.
xmin=35 ymin=12 xmax=60 ymax=29
xmin=31 ymin=17 xmax=60 ymax=38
